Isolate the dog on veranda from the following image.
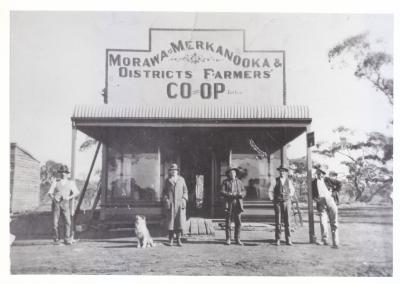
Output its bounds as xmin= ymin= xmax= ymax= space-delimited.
xmin=134 ymin=215 xmax=155 ymax=248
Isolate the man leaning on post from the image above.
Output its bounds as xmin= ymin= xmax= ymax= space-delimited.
xmin=47 ymin=165 xmax=80 ymax=245
xmin=327 ymin=171 xmax=342 ymax=205
xmin=312 ymin=164 xmax=340 ymax=249
xmin=268 ymin=165 xmax=295 ymax=246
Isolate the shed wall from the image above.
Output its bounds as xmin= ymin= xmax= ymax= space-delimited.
xmin=10 ymin=146 xmax=41 ymax=212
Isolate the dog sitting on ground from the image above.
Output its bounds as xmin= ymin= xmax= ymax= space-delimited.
xmin=134 ymin=215 xmax=155 ymax=248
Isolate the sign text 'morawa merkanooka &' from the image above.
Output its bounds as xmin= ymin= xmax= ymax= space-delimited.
xmin=106 ymin=30 xmax=285 ymax=105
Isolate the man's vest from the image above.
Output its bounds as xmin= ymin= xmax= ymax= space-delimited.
xmin=273 ymin=177 xmax=291 ymax=202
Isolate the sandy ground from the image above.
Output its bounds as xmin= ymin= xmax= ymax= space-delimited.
xmin=10 ymin=205 xmax=392 ymax=276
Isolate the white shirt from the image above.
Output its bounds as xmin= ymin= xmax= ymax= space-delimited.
xmin=48 ymin=178 xmax=79 ymax=201
xmin=317 ymin=178 xmax=331 ymax=198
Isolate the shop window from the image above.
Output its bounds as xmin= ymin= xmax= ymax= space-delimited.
xmin=231 ymin=153 xmax=269 ymax=200
xmin=108 ymin=149 xmax=160 ymax=203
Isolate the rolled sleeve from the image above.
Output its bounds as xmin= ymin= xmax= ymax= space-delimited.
xmin=70 ymin=181 xmax=80 ymax=197
xmin=47 ymin=181 xmax=57 ymax=195
xmin=220 ymin=181 xmax=229 ymax=197
xmin=289 ymin=180 xmax=295 ymax=197
xmin=239 ymin=181 xmax=246 ymax=198
xmin=182 ymin=179 xmax=188 ymax=201
xmin=268 ymin=179 xmax=275 ymax=200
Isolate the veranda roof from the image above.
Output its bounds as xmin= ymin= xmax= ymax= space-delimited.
xmin=72 ymin=104 xmax=311 ymax=127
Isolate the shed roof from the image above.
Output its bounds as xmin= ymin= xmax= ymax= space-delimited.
xmin=10 ymin=143 xmax=40 ymax=163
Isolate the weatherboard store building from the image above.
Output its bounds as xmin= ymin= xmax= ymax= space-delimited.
xmin=71 ymin=29 xmax=313 ymax=232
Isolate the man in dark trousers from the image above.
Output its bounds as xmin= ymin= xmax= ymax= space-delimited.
xmin=221 ymin=166 xmax=246 ymax=245
xmin=268 ymin=165 xmax=295 ymax=246
xmin=312 ymin=164 xmax=339 ymax=248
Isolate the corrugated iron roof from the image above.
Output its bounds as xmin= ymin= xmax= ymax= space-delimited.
xmin=72 ymin=104 xmax=311 ymax=121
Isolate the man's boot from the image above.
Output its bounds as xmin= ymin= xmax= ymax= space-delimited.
xmin=235 ymin=227 xmax=243 ymax=245
xmin=168 ymin=230 xmax=174 ymax=246
xmin=225 ymin=228 xmax=231 ymax=245
xmin=286 ymin=237 xmax=293 ymax=246
xmin=332 ymin=231 xmax=339 ymax=249
xmin=177 ymin=230 xmax=183 ymax=247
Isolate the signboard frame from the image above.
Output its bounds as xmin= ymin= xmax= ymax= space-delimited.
xmin=104 ymin=28 xmax=286 ymax=105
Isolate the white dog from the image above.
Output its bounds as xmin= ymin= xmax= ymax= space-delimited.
xmin=134 ymin=215 xmax=155 ymax=248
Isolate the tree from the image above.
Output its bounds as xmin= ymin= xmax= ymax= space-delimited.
xmin=328 ymin=32 xmax=393 ymax=105
xmin=79 ymin=136 xmax=98 ymax=152
xmin=39 ymin=160 xmax=64 ymax=204
xmin=288 ymin=157 xmax=309 ymax=202
xmin=313 ymin=127 xmax=393 ymax=202
xmin=78 ymin=135 xmax=101 ymax=209
xmin=40 ymin=160 xmax=63 ymax=185
xmin=79 ymin=136 xmax=101 ymax=179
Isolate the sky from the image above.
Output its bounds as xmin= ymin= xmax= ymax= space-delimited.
xmin=9 ymin=12 xmax=393 ymax=178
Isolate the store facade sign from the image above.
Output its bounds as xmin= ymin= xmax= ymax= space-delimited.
xmin=106 ymin=29 xmax=285 ymax=105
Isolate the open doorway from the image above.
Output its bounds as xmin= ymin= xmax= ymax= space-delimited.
xmin=180 ymin=139 xmax=212 ymax=218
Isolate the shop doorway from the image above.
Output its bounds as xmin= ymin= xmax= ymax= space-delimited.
xmin=160 ymin=128 xmax=230 ymax=218
xmin=180 ymin=141 xmax=212 ymax=218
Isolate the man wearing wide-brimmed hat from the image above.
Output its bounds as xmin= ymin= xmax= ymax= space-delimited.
xmin=220 ymin=166 xmax=246 ymax=245
xmin=268 ymin=165 xmax=295 ymax=246
xmin=162 ymin=163 xmax=188 ymax=247
xmin=47 ymin=165 xmax=80 ymax=245
xmin=312 ymin=164 xmax=339 ymax=248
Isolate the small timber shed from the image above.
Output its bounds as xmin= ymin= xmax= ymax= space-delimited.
xmin=10 ymin=143 xmax=41 ymax=212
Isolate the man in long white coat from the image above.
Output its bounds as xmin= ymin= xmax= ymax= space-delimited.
xmin=162 ymin=163 xmax=188 ymax=247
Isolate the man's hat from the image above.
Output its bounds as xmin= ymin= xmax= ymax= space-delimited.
xmin=329 ymin=171 xmax=338 ymax=177
xmin=57 ymin=165 xmax=70 ymax=174
xmin=168 ymin=163 xmax=179 ymax=171
xmin=313 ymin=163 xmax=327 ymax=175
xmin=225 ymin=166 xmax=240 ymax=176
xmin=276 ymin=165 xmax=289 ymax=172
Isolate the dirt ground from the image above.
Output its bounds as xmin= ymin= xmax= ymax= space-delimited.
xmin=10 ymin=205 xmax=393 ymax=276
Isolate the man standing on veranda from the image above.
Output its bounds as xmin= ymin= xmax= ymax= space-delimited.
xmin=268 ymin=165 xmax=295 ymax=246
xmin=48 ymin=165 xmax=80 ymax=245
